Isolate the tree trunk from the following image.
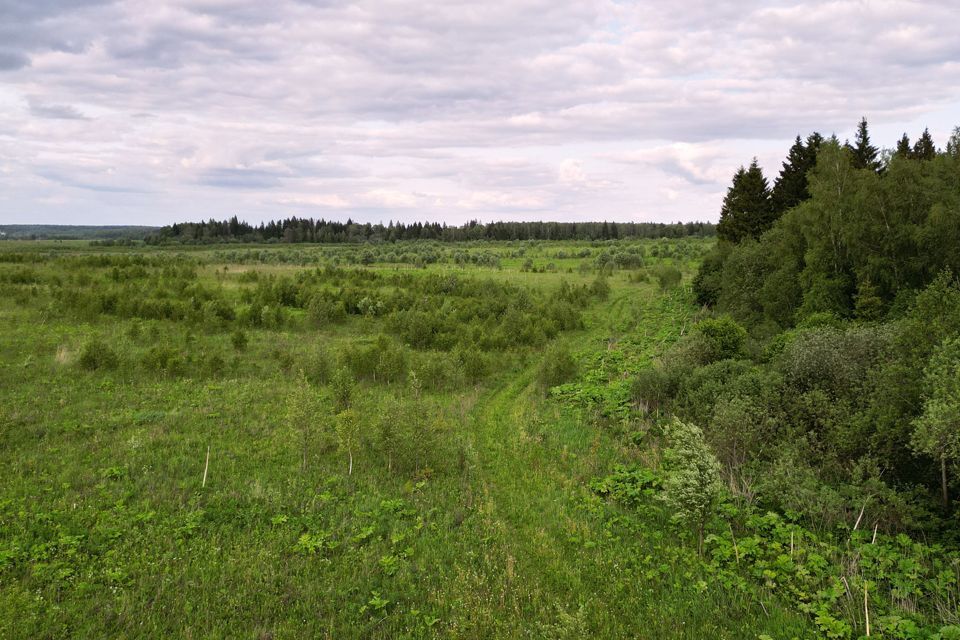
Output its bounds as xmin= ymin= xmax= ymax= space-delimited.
xmin=941 ymin=455 xmax=949 ymax=511
xmin=349 ymin=450 xmax=353 ymax=476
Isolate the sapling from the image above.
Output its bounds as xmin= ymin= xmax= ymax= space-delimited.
xmin=911 ymin=336 xmax=960 ymax=511
xmin=335 ymin=408 xmax=361 ymax=476
xmin=660 ymin=418 xmax=724 ymax=554
xmin=287 ymin=368 xmax=319 ymax=471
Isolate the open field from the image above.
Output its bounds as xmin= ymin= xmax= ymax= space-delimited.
xmin=0 ymin=237 xmax=824 ymax=638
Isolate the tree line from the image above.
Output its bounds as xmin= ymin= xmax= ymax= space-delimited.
xmin=147 ymin=218 xmax=715 ymax=244
xmin=647 ymin=118 xmax=960 ymax=537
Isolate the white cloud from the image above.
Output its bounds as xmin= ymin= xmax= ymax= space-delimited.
xmin=0 ymin=0 xmax=958 ymax=225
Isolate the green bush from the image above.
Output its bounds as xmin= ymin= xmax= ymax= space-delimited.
xmin=304 ymin=347 xmax=333 ymax=385
xmin=78 ymin=339 xmax=120 ymax=371
xmin=414 ymin=352 xmax=464 ymax=391
xmin=142 ymin=345 xmax=187 ymax=376
xmin=651 ymin=264 xmax=683 ymax=291
xmin=536 ymin=343 xmax=577 ymax=392
xmin=694 ymin=315 xmax=747 ymax=363
xmin=231 ymin=329 xmax=248 ymax=351
xmin=630 ymin=365 xmax=670 ymax=412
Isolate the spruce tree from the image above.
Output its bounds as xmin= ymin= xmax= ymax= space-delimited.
xmin=717 ymin=159 xmax=772 ymax=243
xmin=847 ymin=117 xmax=881 ymax=172
xmin=770 ymin=132 xmax=823 ymax=215
xmin=895 ymin=133 xmax=913 ymax=159
xmin=913 ymin=128 xmax=937 ymax=161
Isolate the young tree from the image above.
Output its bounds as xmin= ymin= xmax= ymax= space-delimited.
xmin=946 ymin=126 xmax=960 ymax=159
xmin=717 ymin=159 xmax=773 ymax=243
xmin=847 ymin=117 xmax=881 ymax=172
xmin=911 ymin=337 xmax=960 ymax=510
xmin=660 ymin=418 xmax=724 ymax=554
xmin=287 ymin=369 xmax=320 ymax=471
xmin=331 ymin=366 xmax=354 ymax=413
xmin=335 ymin=407 xmax=361 ymax=476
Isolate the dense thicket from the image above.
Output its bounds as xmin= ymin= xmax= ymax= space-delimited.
xmin=147 ymin=218 xmax=715 ymax=244
xmin=662 ymin=122 xmax=960 ymax=539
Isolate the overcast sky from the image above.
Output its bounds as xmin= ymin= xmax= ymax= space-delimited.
xmin=1 ymin=0 xmax=959 ymax=226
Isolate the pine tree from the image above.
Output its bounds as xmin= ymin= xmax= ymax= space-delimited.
xmin=847 ymin=117 xmax=881 ymax=172
xmin=716 ymin=159 xmax=772 ymax=243
xmin=895 ymin=133 xmax=913 ymax=159
xmin=913 ymin=128 xmax=937 ymax=161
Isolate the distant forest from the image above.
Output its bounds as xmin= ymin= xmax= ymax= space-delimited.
xmin=147 ymin=218 xmax=716 ymax=244
xmin=0 ymin=225 xmax=156 ymax=241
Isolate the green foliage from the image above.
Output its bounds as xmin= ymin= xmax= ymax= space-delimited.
xmin=10 ymin=233 xmax=960 ymax=639
xmin=536 ymin=343 xmax=578 ymax=393
xmin=342 ymin=335 xmax=408 ymax=384
xmin=590 ymin=274 xmax=610 ymax=300
xmin=287 ymin=369 xmax=323 ymax=470
xmin=717 ymin=159 xmax=773 ymax=244
xmin=78 ymin=339 xmax=119 ymax=371
xmin=334 ymin=407 xmax=362 ymax=475
xmin=651 ymin=264 xmax=682 ymax=291
xmin=692 ymin=245 xmax=727 ymax=306
xmin=330 ymin=366 xmax=354 ymax=412
xmin=912 ymin=337 xmax=960 ymax=507
xmin=694 ymin=315 xmax=747 ymax=363
xmin=660 ymin=419 xmax=723 ymax=552
xmin=230 ymin=328 xmax=248 ymax=351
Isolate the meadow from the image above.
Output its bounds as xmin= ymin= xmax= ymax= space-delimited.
xmin=2 ymin=236 xmax=956 ymax=639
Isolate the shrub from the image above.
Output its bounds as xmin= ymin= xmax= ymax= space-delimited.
xmin=536 ymin=343 xmax=577 ymax=392
xmin=652 ymin=264 xmax=683 ymax=291
xmin=692 ymin=247 xmax=725 ymax=306
xmin=455 ymin=345 xmax=489 ymax=384
xmin=78 ymin=339 xmax=120 ymax=371
xmin=304 ymin=347 xmax=333 ymax=385
xmin=694 ymin=315 xmax=747 ymax=363
xmin=414 ymin=352 xmax=464 ymax=391
xmin=776 ymin=324 xmax=894 ymax=398
xmin=330 ymin=366 xmax=354 ymax=412
xmin=231 ymin=329 xmax=248 ymax=351
xmin=631 ymin=363 xmax=679 ymax=413
xmin=142 ymin=345 xmax=187 ymax=376
xmin=342 ymin=335 xmax=408 ymax=384
xmin=590 ymin=275 xmax=610 ymax=300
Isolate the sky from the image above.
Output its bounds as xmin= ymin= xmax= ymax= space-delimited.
xmin=1 ymin=0 xmax=959 ymax=227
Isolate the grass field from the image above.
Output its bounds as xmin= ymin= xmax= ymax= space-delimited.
xmin=0 ymin=238 xmax=817 ymax=638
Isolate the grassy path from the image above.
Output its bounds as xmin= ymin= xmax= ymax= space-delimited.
xmin=441 ymin=285 xmax=814 ymax=638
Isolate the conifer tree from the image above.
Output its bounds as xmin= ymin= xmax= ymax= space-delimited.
xmin=913 ymin=128 xmax=937 ymax=161
xmin=717 ymin=159 xmax=772 ymax=243
xmin=895 ymin=133 xmax=913 ymax=159
xmin=847 ymin=117 xmax=881 ymax=172
xmin=770 ymin=132 xmax=823 ymax=215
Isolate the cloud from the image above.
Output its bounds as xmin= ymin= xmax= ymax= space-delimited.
xmin=27 ymin=96 xmax=89 ymax=119
xmin=1 ymin=0 xmax=959 ymax=225
xmin=198 ymin=167 xmax=286 ymax=189
xmin=602 ymin=143 xmax=729 ymax=186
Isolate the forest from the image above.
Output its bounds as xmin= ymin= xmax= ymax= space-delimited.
xmin=2 ymin=122 xmax=960 ymax=639
xmin=147 ymin=218 xmax=716 ymax=244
